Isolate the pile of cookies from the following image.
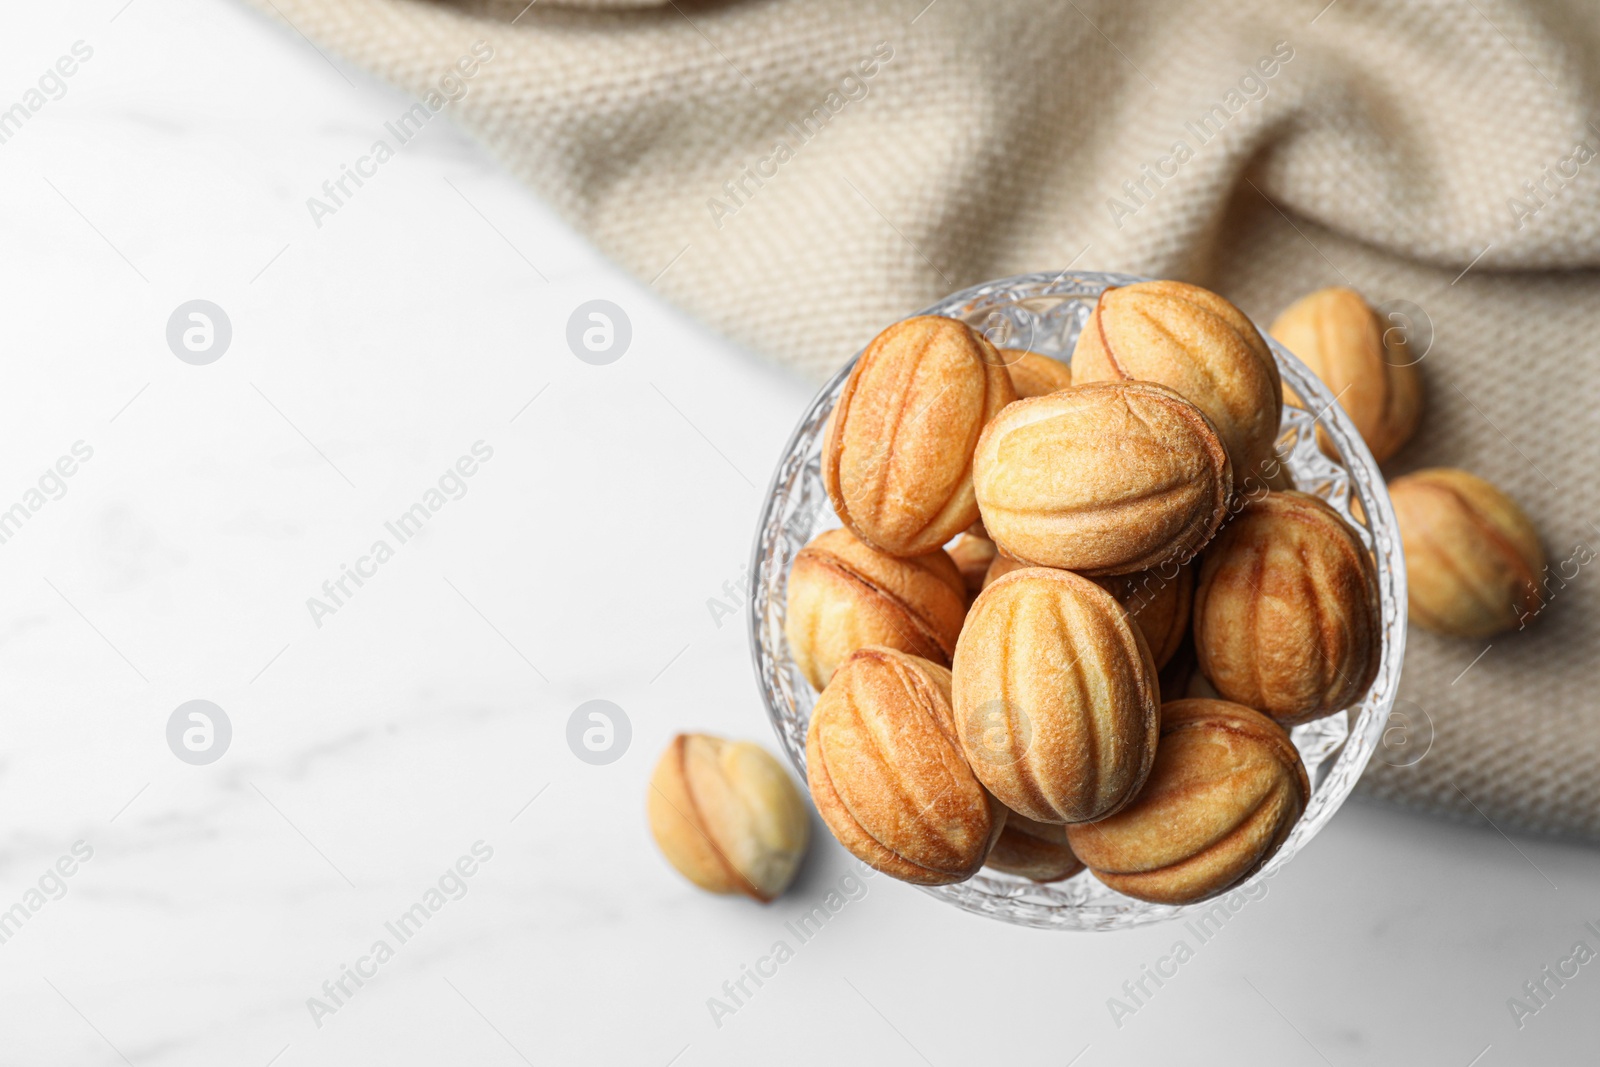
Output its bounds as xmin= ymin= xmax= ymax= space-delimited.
xmin=788 ymin=281 xmax=1380 ymax=905
xmin=646 ymin=279 xmax=1549 ymax=910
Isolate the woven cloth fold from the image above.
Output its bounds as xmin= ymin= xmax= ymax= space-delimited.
xmin=245 ymin=0 xmax=1600 ymax=838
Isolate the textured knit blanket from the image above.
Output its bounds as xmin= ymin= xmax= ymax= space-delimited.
xmin=246 ymin=0 xmax=1600 ymax=838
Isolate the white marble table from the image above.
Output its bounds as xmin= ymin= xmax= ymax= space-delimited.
xmin=0 ymin=3 xmax=1596 ymax=1064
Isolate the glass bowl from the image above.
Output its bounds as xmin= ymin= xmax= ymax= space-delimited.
xmin=747 ymin=271 xmax=1406 ymax=930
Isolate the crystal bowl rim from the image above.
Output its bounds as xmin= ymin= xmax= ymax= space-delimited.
xmin=746 ymin=270 xmax=1407 ymax=931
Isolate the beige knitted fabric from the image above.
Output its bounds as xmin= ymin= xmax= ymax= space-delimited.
xmin=247 ymin=0 xmax=1600 ymax=838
